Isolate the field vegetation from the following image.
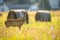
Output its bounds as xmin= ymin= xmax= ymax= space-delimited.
xmin=0 ymin=10 xmax=60 ymax=40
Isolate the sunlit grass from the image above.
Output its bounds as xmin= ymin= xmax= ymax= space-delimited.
xmin=0 ymin=11 xmax=60 ymax=40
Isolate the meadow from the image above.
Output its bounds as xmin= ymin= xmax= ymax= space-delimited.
xmin=0 ymin=10 xmax=60 ymax=40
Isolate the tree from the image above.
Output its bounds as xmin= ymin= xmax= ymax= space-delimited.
xmin=59 ymin=0 xmax=60 ymax=8
xmin=18 ymin=0 xmax=30 ymax=4
xmin=5 ymin=0 xmax=13 ymax=2
xmin=39 ymin=0 xmax=51 ymax=10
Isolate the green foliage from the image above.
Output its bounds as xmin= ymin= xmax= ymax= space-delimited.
xmin=5 ymin=0 xmax=30 ymax=4
xmin=39 ymin=0 xmax=51 ymax=10
xmin=18 ymin=0 xmax=30 ymax=4
xmin=5 ymin=0 xmax=13 ymax=2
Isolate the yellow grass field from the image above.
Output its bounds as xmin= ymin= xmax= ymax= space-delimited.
xmin=0 ymin=10 xmax=60 ymax=40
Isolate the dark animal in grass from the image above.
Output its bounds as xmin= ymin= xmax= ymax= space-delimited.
xmin=5 ymin=11 xmax=25 ymax=29
xmin=35 ymin=12 xmax=51 ymax=22
xmin=0 ymin=13 xmax=2 ymax=16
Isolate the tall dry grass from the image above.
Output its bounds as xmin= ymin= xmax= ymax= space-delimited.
xmin=0 ymin=11 xmax=60 ymax=40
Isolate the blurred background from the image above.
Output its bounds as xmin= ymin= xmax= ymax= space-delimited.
xmin=0 ymin=0 xmax=60 ymax=40
xmin=0 ymin=0 xmax=60 ymax=12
